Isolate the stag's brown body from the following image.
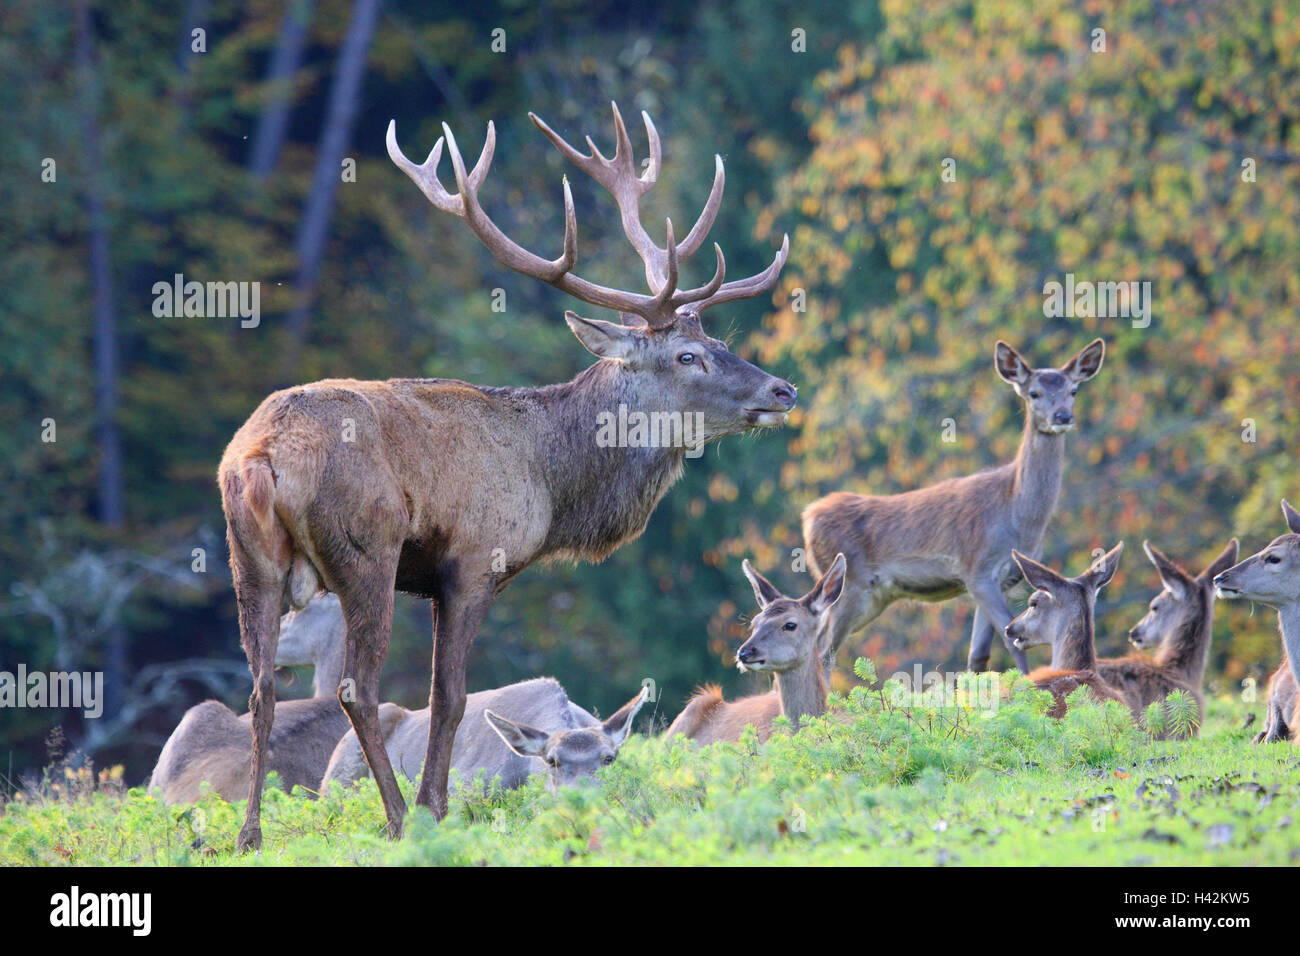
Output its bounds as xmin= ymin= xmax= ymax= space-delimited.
xmin=221 ymin=103 xmax=796 ymax=850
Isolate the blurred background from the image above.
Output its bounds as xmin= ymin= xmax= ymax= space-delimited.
xmin=2 ymin=0 xmax=1298 ymax=785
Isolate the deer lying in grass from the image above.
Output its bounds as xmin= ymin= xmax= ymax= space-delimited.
xmin=1092 ymin=538 xmax=1238 ymax=730
xmin=221 ymin=102 xmax=795 ymax=848
xmin=803 ymin=339 xmax=1105 ymax=675
xmin=148 ymin=595 xmax=351 ymax=803
xmin=321 ymin=681 xmax=647 ymax=793
xmin=1003 ymin=545 xmax=1130 ymax=719
xmin=1256 ymin=658 xmax=1297 ymax=743
xmin=666 ymin=554 xmax=846 ymax=745
xmin=1214 ymin=500 xmax=1300 ymax=745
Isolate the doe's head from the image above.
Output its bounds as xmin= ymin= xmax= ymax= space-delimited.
xmin=1128 ymin=538 xmax=1238 ymax=649
xmin=735 ymin=553 xmax=847 ymax=673
xmin=1004 ymin=543 xmax=1123 ymax=653
xmin=1214 ymin=500 xmax=1300 ymax=609
xmin=485 ymin=686 xmax=648 ymax=792
xmin=995 ymin=338 xmax=1104 ymax=435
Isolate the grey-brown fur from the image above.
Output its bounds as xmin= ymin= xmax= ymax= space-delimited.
xmin=321 ymin=679 xmax=645 ymax=792
xmin=220 ymin=105 xmax=795 ymax=849
xmin=803 ymin=339 xmax=1105 ymax=674
xmin=666 ymin=554 xmax=846 ymax=744
xmin=148 ymin=596 xmax=351 ymax=803
xmin=1214 ymin=500 xmax=1300 ymax=746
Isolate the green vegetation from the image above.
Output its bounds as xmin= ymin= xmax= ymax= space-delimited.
xmin=4 ymin=665 xmax=1294 ymax=866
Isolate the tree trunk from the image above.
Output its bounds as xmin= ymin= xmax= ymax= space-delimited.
xmin=249 ymin=0 xmax=316 ymax=179
xmin=283 ymin=0 xmax=381 ymax=372
xmin=76 ymin=0 xmax=127 ymax=722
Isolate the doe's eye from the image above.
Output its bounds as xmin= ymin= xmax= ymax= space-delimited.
xmin=1266 ymin=554 xmax=1282 ymax=565
xmin=678 ymin=352 xmax=695 ymax=364
xmin=1070 ymin=387 xmax=1078 ymax=395
xmin=782 ymin=621 xmax=797 ymax=631
xmin=602 ymin=754 xmax=615 ymax=765
xmin=1029 ymin=390 xmax=1041 ymax=399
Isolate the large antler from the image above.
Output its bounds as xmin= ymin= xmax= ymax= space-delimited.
xmin=386 ymin=102 xmax=789 ymax=331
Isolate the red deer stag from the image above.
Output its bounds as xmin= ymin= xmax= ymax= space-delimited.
xmin=219 ymin=103 xmax=795 ymax=849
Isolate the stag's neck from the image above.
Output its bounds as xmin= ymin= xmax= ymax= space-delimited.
xmin=1010 ymin=416 xmax=1065 ymax=531
xmin=524 ymin=361 xmax=687 ymax=560
xmin=1153 ymin=590 xmax=1213 ymax=686
xmin=1278 ymin=604 xmax=1300 ymax=687
xmin=772 ymin=657 xmax=828 ymax=727
xmin=1051 ymin=601 xmax=1097 ymax=671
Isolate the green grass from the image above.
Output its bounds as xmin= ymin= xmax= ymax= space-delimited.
xmin=3 ymin=665 xmax=1297 ymax=866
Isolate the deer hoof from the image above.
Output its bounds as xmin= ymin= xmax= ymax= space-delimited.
xmin=968 ymin=655 xmax=990 ymax=673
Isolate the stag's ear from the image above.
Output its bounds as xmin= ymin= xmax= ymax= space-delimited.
xmin=1012 ymin=550 xmax=1067 ymax=593
xmin=564 ymin=310 xmax=639 ymax=361
xmin=804 ymin=553 xmax=847 ymax=615
xmin=1082 ymin=542 xmax=1124 ymax=594
xmin=995 ymin=341 xmax=1032 ymax=386
xmin=601 ymin=687 xmax=649 ymax=748
xmin=1061 ymin=338 xmax=1105 ymax=383
xmin=1143 ymin=540 xmax=1190 ymax=601
xmin=1199 ymin=538 xmax=1240 ymax=584
xmin=1283 ymin=500 xmax=1300 ymax=535
xmin=742 ymin=559 xmax=783 ymax=609
xmin=484 ymin=711 xmax=550 ymax=758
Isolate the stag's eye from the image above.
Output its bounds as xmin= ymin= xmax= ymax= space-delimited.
xmin=678 ymin=352 xmax=695 ymax=365
xmin=783 ymin=621 xmax=797 ymax=631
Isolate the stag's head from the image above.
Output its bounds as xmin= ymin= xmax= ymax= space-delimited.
xmin=1215 ymin=501 xmax=1300 ymax=608
xmin=995 ymin=339 xmax=1105 ymax=435
xmin=387 ymin=103 xmax=796 ymax=445
xmin=736 ymin=553 xmax=847 ymax=673
xmin=1128 ymin=538 xmax=1237 ymax=649
xmin=1004 ymin=543 xmax=1123 ymax=653
xmin=484 ymin=687 xmax=648 ymax=791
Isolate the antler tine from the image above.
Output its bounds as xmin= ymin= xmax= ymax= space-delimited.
xmin=695 ymin=233 xmax=790 ymax=312
xmin=649 ymin=219 xmax=680 ymax=312
xmin=678 ymin=154 xmax=725 ymax=259
xmin=673 ymin=243 xmax=727 ymax=305
xmin=386 ymin=120 xmax=462 ymax=215
xmin=639 ymin=111 xmax=661 ymax=188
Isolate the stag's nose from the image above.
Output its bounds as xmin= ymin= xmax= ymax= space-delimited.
xmin=738 ymin=645 xmax=760 ymax=664
xmin=772 ymin=381 xmax=797 ymax=410
xmin=1053 ymin=410 xmax=1073 ymax=426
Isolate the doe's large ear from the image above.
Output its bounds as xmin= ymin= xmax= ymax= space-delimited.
xmin=1061 ymin=338 xmax=1105 ymax=383
xmin=484 ymin=711 xmax=550 ymax=758
xmin=995 ymin=341 xmax=1032 ymax=386
xmin=601 ymin=686 xmax=650 ymax=748
xmin=1283 ymin=500 xmax=1300 ymax=535
xmin=1199 ymin=538 xmax=1240 ymax=584
xmin=742 ymin=559 xmax=784 ymax=610
xmin=565 ymin=310 xmax=640 ymax=361
xmin=1081 ymin=541 xmax=1124 ymax=594
xmin=803 ymin=553 xmax=847 ymax=615
xmin=1012 ymin=549 xmax=1067 ymax=593
xmin=1142 ymin=540 xmax=1190 ymax=601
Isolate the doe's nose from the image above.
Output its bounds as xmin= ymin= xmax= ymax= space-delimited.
xmin=772 ymin=381 xmax=797 ymax=409
xmin=738 ymin=645 xmax=760 ymax=664
xmin=1052 ymin=410 xmax=1073 ymax=426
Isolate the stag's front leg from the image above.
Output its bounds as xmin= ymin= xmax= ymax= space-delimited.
xmin=416 ymin=583 xmax=493 ymax=819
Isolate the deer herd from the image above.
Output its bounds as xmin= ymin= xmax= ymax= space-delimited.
xmin=144 ymin=103 xmax=1298 ymax=849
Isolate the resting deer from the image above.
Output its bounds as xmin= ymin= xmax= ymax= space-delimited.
xmin=220 ymin=103 xmax=795 ymax=848
xmin=1214 ymin=500 xmax=1300 ymax=744
xmin=803 ymin=339 xmax=1105 ymax=675
xmin=148 ymin=595 xmax=351 ymax=803
xmin=321 ymin=681 xmax=646 ymax=793
xmin=1093 ymin=538 xmax=1238 ymax=729
xmin=666 ymin=553 xmax=846 ymax=744
xmin=1003 ymin=544 xmax=1129 ymax=719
